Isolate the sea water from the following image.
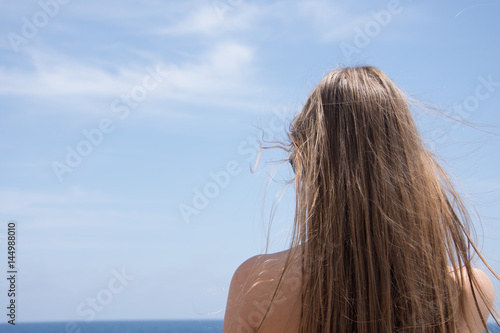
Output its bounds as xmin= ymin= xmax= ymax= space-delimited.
xmin=0 ymin=320 xmax=224 ymax=333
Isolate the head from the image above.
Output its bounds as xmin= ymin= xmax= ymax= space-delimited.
xmin=289 ymin=66 xmax=422 ymax=189
xmin=280 ymin=66 xmax=494 ymax=332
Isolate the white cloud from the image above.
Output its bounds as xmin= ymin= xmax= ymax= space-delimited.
xmin=155 ymin=0 xmax=387 ymax=44
xmin=154 ymin=3 xmax=257 ymax=36
xmin=0 ymin=40 xmax=259 ymax=110
xmin=0 ymin=47 xmax=139 ymax=96
xmin=162 ymin=41 xmax=254 ymax=94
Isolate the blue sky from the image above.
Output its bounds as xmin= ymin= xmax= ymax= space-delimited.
xmin=0 ymin=0 xmax=500 ymax=324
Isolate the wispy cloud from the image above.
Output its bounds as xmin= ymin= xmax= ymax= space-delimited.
xmin=154 ymin=3 xmax=256 ymax=36
xmin=0 ymin=40 xmax=259 ymax=110
xmin=0 ymin=44 xmax=147 ymax=96
xmin=160 ymin=41 xmax=255 ymax=96
xmin=153 ymin=0 xmax=366 ymax=42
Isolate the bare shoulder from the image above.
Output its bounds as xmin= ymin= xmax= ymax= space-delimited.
xmin=448 ymin=267 xmax=495 ymax=332
xmin=223 ymin=249 xmax=302 ymax=333
xmin=229 ymin=249 xmax=300 ymax=289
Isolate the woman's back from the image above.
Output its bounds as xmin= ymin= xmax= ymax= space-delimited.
xmin=223 ymin=249 xmax=495 ymax=333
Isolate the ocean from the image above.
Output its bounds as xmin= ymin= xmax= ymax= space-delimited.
xmin=0 ymin=320 xmax=224 ymax=333
xmin=0 ymin=320 xmax=498 ymax=332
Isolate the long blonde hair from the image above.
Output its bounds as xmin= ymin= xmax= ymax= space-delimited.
xmin=263 ymin=66 xmax=498 ymax=332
